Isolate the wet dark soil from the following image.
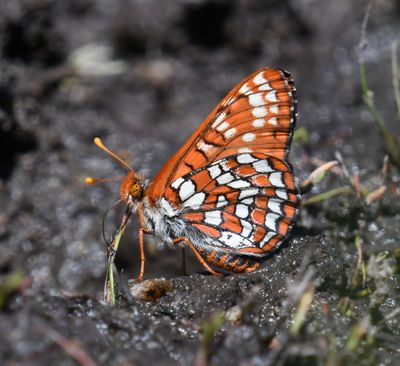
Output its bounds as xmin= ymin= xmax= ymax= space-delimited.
xmin=1 ymin=1 xmax=399 ymax=365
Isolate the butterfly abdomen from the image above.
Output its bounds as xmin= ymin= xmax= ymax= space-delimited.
xmin=197 ymin=247 xmax=261 ymax=273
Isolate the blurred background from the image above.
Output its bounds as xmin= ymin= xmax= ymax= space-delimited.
xmin=0 ymin=0 xmax=398 ymax=294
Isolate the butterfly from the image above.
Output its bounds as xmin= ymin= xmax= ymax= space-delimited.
xmin=86 ymin=67 xmax=300 ymax=282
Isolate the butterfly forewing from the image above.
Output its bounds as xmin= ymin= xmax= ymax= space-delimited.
xmin=201 ymin=68 xmax=296 ymax=163
xmin=147 ymin=68 xmax=296 ymax=198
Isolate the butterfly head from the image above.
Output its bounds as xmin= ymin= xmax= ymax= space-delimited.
xmin=85 ymin=137 xmax=145 ymax=205
xmin=119 ymin=171 xmax=144 ymax=203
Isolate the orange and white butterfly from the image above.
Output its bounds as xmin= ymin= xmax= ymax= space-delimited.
xmin=86 ymin=67 xmax=300 ymax=281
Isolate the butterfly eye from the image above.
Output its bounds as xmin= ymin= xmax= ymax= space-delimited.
xmin=119 ymin=171 xmax=142 ymax=202
xmin=130 ymin=183 xmax=143 ymax=199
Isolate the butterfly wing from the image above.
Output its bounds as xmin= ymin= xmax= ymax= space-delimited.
xmin=147 ymin=67 xmax=296 ymax=199
xmin=166 ymin=153 xmax=299 ymax=254
xmin=145 ymin=67 xmax=299 ymax=257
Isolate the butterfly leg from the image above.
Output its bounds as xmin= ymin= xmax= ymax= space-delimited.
xmin=172 ymin=237 xmax=222 ymax=277
xmin=136 ymin=227 xmax=146 ymax=282
xmin=136 ymin=202 xmax=153 ymax=282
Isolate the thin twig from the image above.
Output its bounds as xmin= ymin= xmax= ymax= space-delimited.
xmin=354 ymin=235 xmax=366 ymax=288
xmin=301 ymin=186 xmax=353 ymax=206
xmin=391 ymin=41 xmax=400 ymax=124
xmin=380 ymin=155 xmax=390 ymax=183
xmin=378 ymin=308 xmax=400 ymax=325
xmin=335 ymin=151 xmax=369 ymax=197
xmin=300 ymin=160 xmax=338 ymax=194
xmin=358 ymin=0 xmax=373 ymax=57
xmin=104 ymin=205 xmax=132 ymax=304
xmin=36 ymin=321 xmax=98 ymax=366
xmin=365 ymin=185 xmax=386 ymax=204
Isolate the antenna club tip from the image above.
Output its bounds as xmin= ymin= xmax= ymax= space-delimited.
xmin=90 ymin=136 xmax=134 ymax=172
xmin=85 ymin=177 xmax=96 ymax=185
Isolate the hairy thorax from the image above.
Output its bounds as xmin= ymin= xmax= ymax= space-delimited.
xmin=142 ymin=196 xmax=209 ymax=250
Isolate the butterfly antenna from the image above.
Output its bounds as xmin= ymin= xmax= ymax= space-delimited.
xmin=93 ymin=137 xmax=134 ymax=172
xmin=85 ymin=176 xmax=124 ymax=185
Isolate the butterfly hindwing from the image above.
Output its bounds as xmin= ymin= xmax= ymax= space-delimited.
xmin=168 ymin=153 xmax=300 ymax=255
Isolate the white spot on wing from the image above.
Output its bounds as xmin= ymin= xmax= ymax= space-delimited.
xmin=253 ymin=160 xmax=273 ymax=173
xmin=259 ymin=231 xmax=275 ymax=246
xmin=219 ymin=161 xmax=231 ymax=171
xmin=205 ymin=211 xmax=222 ymax=226
xmin=270 ymin=105 xmax=279 ymax=113
xmin=265 ymin=213 xmax=280 ymax=231
xmin=217 ymin=195 xmax=227 ymax=207
xmin=259 ymin=82 xmax=272 ymax=91
xmin=265 ymin=90 xmax=278 ymax=102
xmin=239 ymin=188 xmax=259 ymax=200
xmin=227 ymin=180 xmax=251 ymax=189
xmin=220 ymin=231 xmax=251 ymax=249
xmin=197 ymin=140 xmax=212 ymax=153
xmin=253 ymin=72 xmax=267 ymax=85
xmin=182 ymin=192 xmax=206 ymax=208
xmin=239 ymin=83 xmax=250 ymax=94
xmin=236 ymin=204 xmax=249 ymax=219
xmin=242 ymin=197 xmax=254 ymax=205
xmin=237 ymin=154 xmax=256 ymax=164
xmin=217 ymin=172 xmax=234 ymax=185
xmin=216 ymin=121 xmax=230 ymax=132
xmin=276 ymin=189 xmax=288 ymax=200
xmin=268 ymin=117 xmax=278 ymax=125
xmin=269 ymin=172 xmax=285 ymax=187
xmin=179 ymin=180 xmax=195 ymax=201
xmin=208 ymin=165 xmax=221 ymax=179
xmin=240 ymin=219 xmax=253 ymax=237
xmin=252 ymin=106 xmax=267 ymax=118
xmin=242 ymin=133 xmax=256 ymax=142
xmin=238 ymin=148 xmax=253 ymax=153
xmin=252 ymin=119 xmax=265 ymax=127
xmin=212 ymin=112 xmax=226 ymax=128
xmin=224 ymin=128 xmax=237 ymax=139
xmin=171 ymin=177 xmax=184 ymax=189
xmin=248 ymin=93 xmax=264 ymax=107
xmin=268 ymin=199 xmax=283 ymax=214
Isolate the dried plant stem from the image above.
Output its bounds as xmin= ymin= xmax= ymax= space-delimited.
xmin=358 ymin=1 xmax=400 ymax=167
xmin=359 ymin=63 xmax=400 ymax=165
xmin=302 ymin=186 xmax=353 ymax=206
xmin=335 ymin=152 xmax=370 ymax=198
xmin=391 ymin=42 xmax=400 ymax=124
xmin=355 ymin=235 xmax=367 ymax=288
xmin=104 ymin=227 xmax=125 ymax=304
xmin=104 ymin=207 xmax=131 ymax=304
xmin=37 ymin=321 xmax=98 ymax=366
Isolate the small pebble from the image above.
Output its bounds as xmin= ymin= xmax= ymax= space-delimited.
xmin=129 ymin=278 xmax=174 ymax=301
xmin=225 ymin=305 xmax=242 ymax=324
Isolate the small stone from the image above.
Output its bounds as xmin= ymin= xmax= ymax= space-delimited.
xmin=129 ymin=278 xmax=174 ymax=302
xmin=225 ymin=305 xmax=242 ymax=324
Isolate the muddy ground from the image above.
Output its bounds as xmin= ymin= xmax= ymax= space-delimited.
xmin=0 ymin=0 xmax=399 ymax=365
